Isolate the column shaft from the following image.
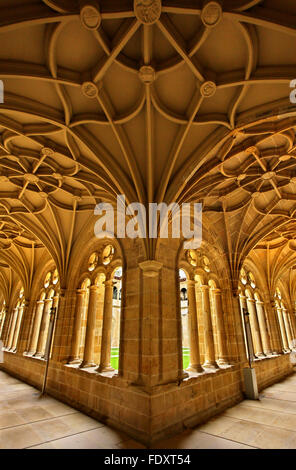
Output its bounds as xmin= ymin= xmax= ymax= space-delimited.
xmin=68 ymin=289 xmax=86 ymax=363
xmin=6 ymin=308 xmax=18 ymax=350
xmin=212 ymin=288 xmax=228 ymax=364
xmin=246 ymin=298 xmax=265 ymax=357
xmin=277 ymin=307 xmax=290 ymax=352
xmin=80 ymin=285 xmax=99 ymax=368
xmin=200 ymin=285 xmax=218 ymax=369
xmin=28 ymin=301 xmax=44 ymax=354
xmin=34 ymin=299 xmax=52 ymax=357
xmin=97 ymin=280 xmax=115 ymax=373
xmin=283 ymin=308 xmax=293 ymax=349
xmin=11 ymin=305 xmax=25 ymax=351
xmin=255 ymin=300 xmax=272 ymax=355
xmin=186 ymin=280 xmax=203 ymax=372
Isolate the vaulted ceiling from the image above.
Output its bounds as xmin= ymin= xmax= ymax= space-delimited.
xmin=1 ymin=0 xmax=296 ymax=293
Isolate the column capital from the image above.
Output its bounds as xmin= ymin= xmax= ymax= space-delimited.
xmin=104 ymin=279 xmax=116 ymax=287
xmin=76 ymin=288 xmax=87 ymax=294
xmin=255 ymin=300 xmax=264 ymax=305
xmin=211 ymin=288 xmax=222 ymax=294
xmin=246 ymin=297 xmax=255 ymax=303
xmin=89 ymin=284 xmax=100 ymax=292
xmin=139 ymin=260 xmax=163 ymax=277
xmin=200 ymin=284 xmax=210 ymax=291
xmin=36 ymin=299 xmax=45 ymax=305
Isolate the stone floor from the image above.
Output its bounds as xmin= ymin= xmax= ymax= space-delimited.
xmin=1 ymin=369 xmax=296 ymax=449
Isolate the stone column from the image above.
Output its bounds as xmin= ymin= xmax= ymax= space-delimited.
xmin=6 ymin=307 xmax=18 ymax=350
xmin=239 ymin=294 xmax=253 ymax=361
xmin=27 ymin=300 xmax=44 ymax=355
xmin=277 ymin=306 xmax=290 ymax=352
xmin=97 ymin=279 xmax=115 ymax=373
xmin=246 ymin=298 xmax=265 ymax=357
xmin=282 ymin=308 xmax=293 ymax=349
xmin=266 ymin=300 xmax=282 ymax=354
xmin=200 ymin=285 xmax=218 ymax=369
xmin=34 ymin=298 xmax=52 ymax=357
xmin=2 ymin=308 xmax=12 ymax=347
xmin=212 ymin=288 xmax=228 ymax=365
xmin=68 ymin=289 xmax=87 ymax=364
xmin=186 ymin=280 xmax=203 ymax=372
xmin=11 ymin=303 xmax=26 ymax=352
xmin=80 ymin=285 xmax=99 ymax=368
xmin=0 ymin=307 xmax=7 ymax=340
xmin=255 ymin=300 xmax=272 ymax=355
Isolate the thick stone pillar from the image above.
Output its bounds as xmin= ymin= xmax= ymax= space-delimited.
xmin=186 ymin=280 xmax=203 ymax=373
xmin=68 ymin=289 xmax=86 ymax=364
xmin=277 ymin=306 xmax=290 ymax=352
xmin=34 ymin=298 xmax=52 ymax=357
xmin=6 ymin=307 xmax=18 ymax=350
xmin=282 ymin=308 xmax=293 ymax=349
xmin=27 ymin=300 xmax=44 ymax=355
xmin=255 ymin=300 xmax=272 ymax=355
xmin=212 ymin=288 xmax=228 ymax=365
xmin=246 ymin=298 xmax=265 ymax=357
xmin=200 ymin=285 xmax=218 ymax=369
xmin=80 ymin=285 xmax=99 ymax=368
xmin=97 ymin=279 xmax=115 ymax=373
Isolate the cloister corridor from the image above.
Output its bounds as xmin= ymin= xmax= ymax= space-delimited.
xmin=1 ymin=369 xmax=296 ymax=449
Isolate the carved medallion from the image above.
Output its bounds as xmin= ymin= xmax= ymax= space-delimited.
xmin=139 ymin=65 xmax=155 ymax=84
xmin=80 ymin=2 xmax=101 ymax=30
xmin=134 ymin=0 xmax=161 ymax=25
xmin=200 ymin=80 xmax=216 ymax=98
xmin=81 ymin=81 xmax=100 ymax=99
xmin=201 ymin=1 xmax=222 ymax=28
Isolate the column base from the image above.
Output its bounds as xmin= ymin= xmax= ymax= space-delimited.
xmin=217 ymin=358 xmax=229 ymax=366
xmin=33 ymin=352 xmax=43 ymax=358
xmin=68 ymin=357 xmax=82 ymax=365
xmin=96 ymin=364 xmax=115 ymax=373
xmin=186 ymin=364 xmax=204 ymax=373
xmin=255 ymin=352 xmax=266 ymax=358
xmin=79 ymin=361 xmax=97 ymax=368
xmin=203 ymin=361 xmax=219 ymax=369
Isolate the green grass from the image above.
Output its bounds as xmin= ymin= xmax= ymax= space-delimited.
xmin=182 ymin=348 xmax=190 ymax=369
xmin=110 ymin=348 xmax=191 ymax=371
xmin=111 ymin=347 xmax=119 ymax=370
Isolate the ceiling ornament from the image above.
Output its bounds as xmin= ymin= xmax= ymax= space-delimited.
xmin=134 ymin=0 xmax=162 ymax=25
